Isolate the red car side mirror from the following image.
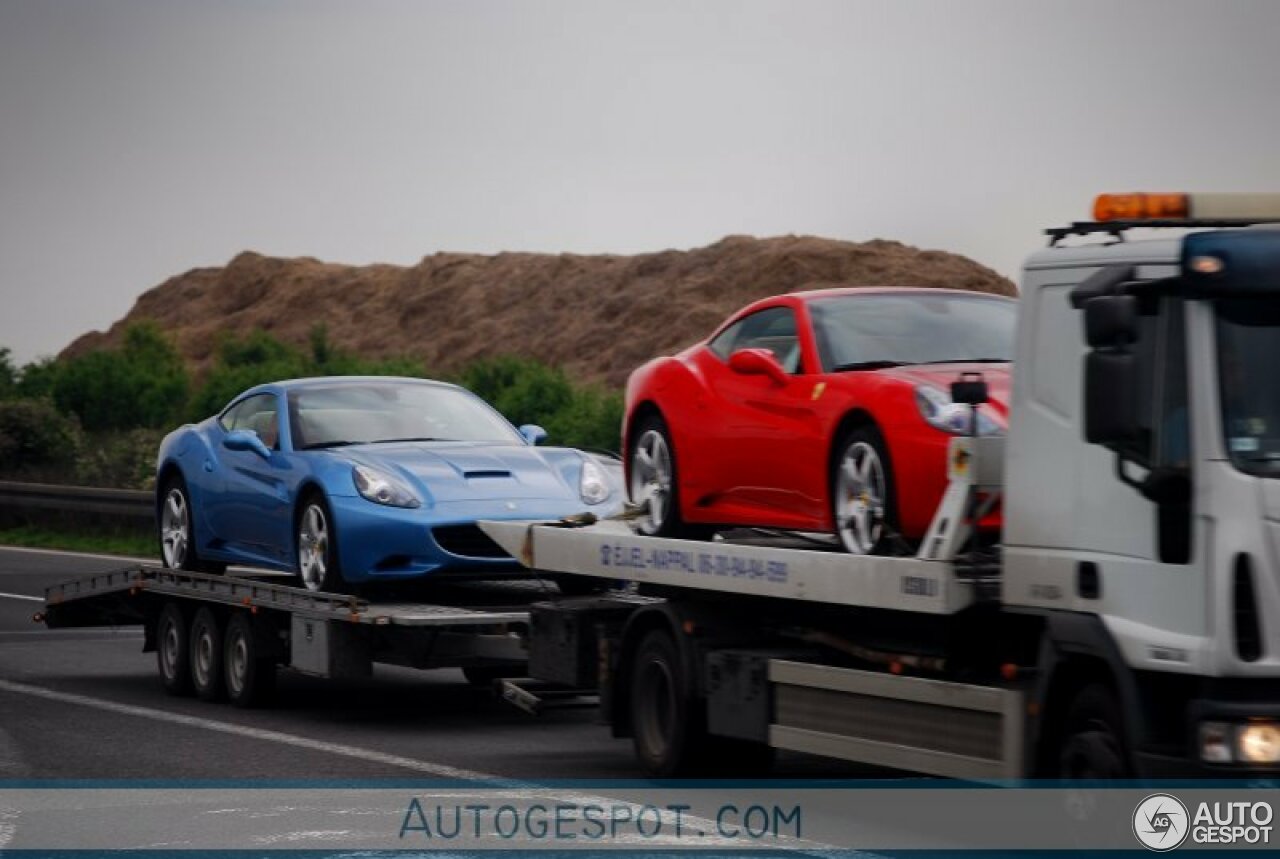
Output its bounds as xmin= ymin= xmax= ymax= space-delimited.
xmin=728 ymin=348 xmax=789 ymax=385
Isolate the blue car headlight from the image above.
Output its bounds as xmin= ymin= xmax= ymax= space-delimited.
xmin=579 ymin=458 xmax=611 ymax=505
xmin=915 ymin=385 xmax=1003 ymax=436
xmin=352 ymin=464 xmax=421 ymax=509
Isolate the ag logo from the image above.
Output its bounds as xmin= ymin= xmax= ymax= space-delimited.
xmin=1133 ymin=793 xmax=1189 ymax=851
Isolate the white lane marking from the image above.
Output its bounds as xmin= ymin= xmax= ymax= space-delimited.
xmin=0 ymin=678 xmax=491 ymax=779
xmin=0 ymin=545 xmax=154 ymax=564
xmin=0 ymin=592 xmax=42 ymax=602
xmin=0 ymin=679 xmax=841 ymax=853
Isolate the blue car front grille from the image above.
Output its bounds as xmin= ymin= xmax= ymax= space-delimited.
xmin=432 ymin=524 xmax=511 ymax=559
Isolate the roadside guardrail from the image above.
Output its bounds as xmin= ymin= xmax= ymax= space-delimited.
xmin=0 ymin=480 xmax=152 ymax=521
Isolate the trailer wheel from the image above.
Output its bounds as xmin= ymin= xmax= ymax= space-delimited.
xmin=189 ymin=608 xmax=226 ymax=702
xmin=156 ymin=602 xmax=192 ymax=696
xmin=631 ymin=628 xmax=700 ymax=776
xmin=224 ymin=613 xmax=276 ymax=708
xmin=1058 ymin=683 xmax=1129 ymax=779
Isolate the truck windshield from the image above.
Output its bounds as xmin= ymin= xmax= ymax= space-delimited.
xmin=1217 ymin=300 xmax=1280 ymax=476
xmin=809 ymin=293 xmax=1017 ymax=372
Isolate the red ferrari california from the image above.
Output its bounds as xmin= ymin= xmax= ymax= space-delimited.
xmin=623 ymin=287 xmax=1015 ymax=554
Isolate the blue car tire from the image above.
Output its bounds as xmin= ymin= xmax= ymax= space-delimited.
xmin=296 ymin=493 xmax=344 ymax=593
xmin=158 ymin=475 xmax=226 ymax=575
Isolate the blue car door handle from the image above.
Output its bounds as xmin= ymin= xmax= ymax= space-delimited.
xmin=204 ymin=459 xmax=214 ymax=473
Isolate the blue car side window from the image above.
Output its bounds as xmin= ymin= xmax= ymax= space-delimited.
xmin=221 ymin=394 xmax=281 ymax=450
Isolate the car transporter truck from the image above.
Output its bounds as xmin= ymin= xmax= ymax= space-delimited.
xmin=37 ymin=192 xmax=1280 ymax=779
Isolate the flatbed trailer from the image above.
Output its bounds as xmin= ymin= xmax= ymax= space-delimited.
xmin=38 ymin=566 xmax=541 ymax=706
xmin=478 ymin=436 xmax=1034 ymax=780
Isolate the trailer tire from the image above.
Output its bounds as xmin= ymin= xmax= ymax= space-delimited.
xmin=1058 ymin=683 xmax=1129 ymax=779
xmin=631 ymin=628 xmax=702 ymax=776
xmin=190 ymin=608 xmax=226 ymax=702
xmin=156 ymin=602 xmax=192 ymax=696
xmin=224 ymin=613 xmax=276 ymax=708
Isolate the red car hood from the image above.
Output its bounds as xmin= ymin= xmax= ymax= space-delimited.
xmin=873 ymin=362 xmax=1012 ymax=422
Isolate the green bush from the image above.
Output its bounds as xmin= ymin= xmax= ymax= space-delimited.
xmin=187 ymin=326 xmax=426 ymax=419
xmin=0 ymin=399 xmax=82 ymax=476
xmin=73 ymin=428 xmax=166 ymax=490
xmin=459 ymin=356 xmax=622 ymax=452
xmin=0 ymin=329 xmax=624 ymax=484
xmin=15 ymin=357 xmax=58 ymax=400
xmin=52 ymin=323 xmax=189 ymax=431
xmin=0 ymin=348 xmax=16 ymax=399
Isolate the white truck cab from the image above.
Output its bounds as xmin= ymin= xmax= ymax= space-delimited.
xmin=1006 ymin=193 xmax=1280 ymax=773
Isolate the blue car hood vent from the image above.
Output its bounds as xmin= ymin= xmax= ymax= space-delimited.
xmin=355 ymin=443 xmax=578 ymax=503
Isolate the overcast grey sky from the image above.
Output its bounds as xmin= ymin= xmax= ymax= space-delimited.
xmin=2 ymin=0 xmax=1278 ymax=364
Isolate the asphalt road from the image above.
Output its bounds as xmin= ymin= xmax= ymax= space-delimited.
xmin=0 ymin=546 xmax=866 ymax=782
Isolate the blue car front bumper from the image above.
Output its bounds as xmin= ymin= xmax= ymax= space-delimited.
xmin=328 ymin=494 xmax=618 ymax=581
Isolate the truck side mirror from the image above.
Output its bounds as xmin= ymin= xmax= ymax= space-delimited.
xmin=1082 ymin=296 xmax=1140 ymax=446
xmin=1084 ymin=294 xmax=1137 ymax=347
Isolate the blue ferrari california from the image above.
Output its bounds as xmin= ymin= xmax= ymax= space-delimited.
xmin=155 ymin=376 xmax=623 ymax=591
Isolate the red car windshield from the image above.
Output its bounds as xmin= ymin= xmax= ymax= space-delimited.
xmin=809 ymin=293 xmax=1016 ymax=372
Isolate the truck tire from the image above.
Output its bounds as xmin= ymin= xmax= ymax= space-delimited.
xmin=189 ymin=607 xmax=226 ymax=702
xmin=223 ymin=612 xmax=276 ymax=708
xmin=1059 ymin=683 xmax=1130 ymax=779
xmin=156 ymin=602 xmax=192 ymax=696
xmin=631 ymin=628 xmax=702 ymax=776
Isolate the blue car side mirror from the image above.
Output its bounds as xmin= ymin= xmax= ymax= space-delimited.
xmin=224 ymin=428 xmax=272 ymax=459
xmin=519 ymin=424 xmax=548 ymax=445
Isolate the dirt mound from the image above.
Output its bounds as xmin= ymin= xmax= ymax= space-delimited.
xmin=63 ymin=235 xmax=1015 ymax=387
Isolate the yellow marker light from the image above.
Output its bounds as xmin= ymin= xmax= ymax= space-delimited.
xmin=1237 ymin=723 xmax=1280 ymax=764
xmin=1093 ymin=191 xmax=1280 ymax=222
xmin=1093 ymin=193 xmax=1189 ymax=222
xmin=811 ymin=382 xmax=826 ymax=401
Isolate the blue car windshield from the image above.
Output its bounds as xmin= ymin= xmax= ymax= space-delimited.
xmin=810 ymin=293 xmax=1017 ymax=372
xmin=287 ymin=382 xmax=523 ymax=449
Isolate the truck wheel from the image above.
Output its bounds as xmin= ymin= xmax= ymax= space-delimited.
xmin=831 ymin=426 xmax=898 ymax=555
xmin=631 ymin=628 xmax=701 ymax=776
xmin=628 ymin=415 xmax=712 ymax=541
xmin=296 ymin=495 xmax=345 ymax=593
xmin=156 ymin=602 xmax=192 ymax=696
xmin=1059 ymin=684 xmax=1130 ymax=779
xmin=224 ymin=612 xmax=276 ymax=708
xmin=159 ymin=476 xmax=226 ymax=574
xmin=189 ymin=607 xmax=226 ymax=702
